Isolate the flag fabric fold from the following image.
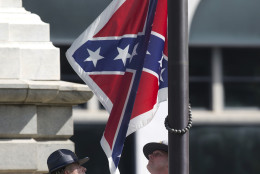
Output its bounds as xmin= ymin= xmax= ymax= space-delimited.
xmin=66 ymin=0 xmax=168 ymax=173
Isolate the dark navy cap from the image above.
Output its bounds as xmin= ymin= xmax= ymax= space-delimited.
xmin=47 ymin=149 xmax=89 ymax=173
xmin=143 ymin=140 xmax=168 ymax=159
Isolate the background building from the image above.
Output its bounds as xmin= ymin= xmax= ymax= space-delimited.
xmin=1 ymin=0 xmax=260 ymax=173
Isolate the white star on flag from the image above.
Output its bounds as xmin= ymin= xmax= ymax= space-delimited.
xmin=114 ymin=45 xmax=131 ymax=66
xmin=160 ymin=68 xmax=165 ymax=82
xmin=146 ymin=50 xmax=151 ymax=55
xmin=158 ymin=55 xmax=163 ymax=68
xmin=84 ymin=47 xmax=104 ymax=67
xmin=130 ymin=43 xmax=139 ymax=62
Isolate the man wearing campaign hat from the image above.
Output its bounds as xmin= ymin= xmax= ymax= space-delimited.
xmin=143 ymin=140 xmax=168 ymax=174
xmin=47 ymin=149 xmax=89 ymax=174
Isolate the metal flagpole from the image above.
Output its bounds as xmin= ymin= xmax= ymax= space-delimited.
xmin=167 ymin=0 xmax=189 ymax=174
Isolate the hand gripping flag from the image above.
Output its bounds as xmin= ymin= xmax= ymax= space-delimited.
xmin=66 ymin=0 xmax=168 ymax=173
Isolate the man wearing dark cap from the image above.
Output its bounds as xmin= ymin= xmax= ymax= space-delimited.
xmin=143 ymin=140 xmax=168 ymax=174
xmin=47 ymin=149 xmax=89 ymax=174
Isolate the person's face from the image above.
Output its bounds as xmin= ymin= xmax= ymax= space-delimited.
xmin=147 ymin=150 xmax=168 ymax=173
xmin=64 ymin=163 xmax=87 ymax=174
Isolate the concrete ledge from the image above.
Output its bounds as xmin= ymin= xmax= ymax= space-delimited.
xmin=0 ymin=105 xmax=73 ymax=139
xmin=0 ymin=23 xmax=8 ymax=41
xmin=0 ymin=0 xmax=22 ymax=8
xmin=0 ymin=42 xmax=59 ymax=80
xmin=20 ymin=46 xmax=60 ymax=80
xmin=0 ymin=105 xmax=37 ymax=138
xmin=0 ymin=80 xmax=93 ymax=105
xmin=0 ymin=9 xmax=50 ymax=42
xmin=0 ymin=139 xmax=74 ymax=173
xmin=0 ymin=46 xmax=20 ymax=78
xmin=37 ymin=106 xmax=73 ymax=139
xmin=0 ymin=11 xmax=44 ymax=23
xmin=0 ymin=139 xmax=37 ymax=171
xmin=0 ymin=80 xmax=28 ymax=103
xmin=9 ymin=23 xmax=49 ymax=42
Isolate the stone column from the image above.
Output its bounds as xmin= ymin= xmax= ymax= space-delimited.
xmin=0 ymin=0 xmax=93 ymax=173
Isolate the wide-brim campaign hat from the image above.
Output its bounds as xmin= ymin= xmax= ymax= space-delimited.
xmin=47 ymin=149 xmax=89 ymax=173
xmin=143 ymin=140 xmax=168 ymax=159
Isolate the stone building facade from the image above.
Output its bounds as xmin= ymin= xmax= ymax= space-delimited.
xmin=0 ymin=0 xmax=93 ymax=173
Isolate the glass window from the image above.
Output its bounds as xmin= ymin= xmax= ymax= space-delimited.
xmin=189 ymin=47 xmax=211 ymax=77
xmin=225 ymin=82 xmax=260 ymax=108
xmin=223 ymin=48 xmax=260 ymax=77
xmin=189 ymin=47 xmax=212 ymax=109
xmin=223 ymin=48 xmax=260 ymax=108
xmin=190 ymin=82 xmax=211 ymax=109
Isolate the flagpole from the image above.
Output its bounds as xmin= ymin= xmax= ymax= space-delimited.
xmin=167 ymin=0 xmax=189 ymax=174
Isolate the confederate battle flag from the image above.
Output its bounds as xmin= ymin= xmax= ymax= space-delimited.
xmin=66 ymin=0 xmax=167 ymax=173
